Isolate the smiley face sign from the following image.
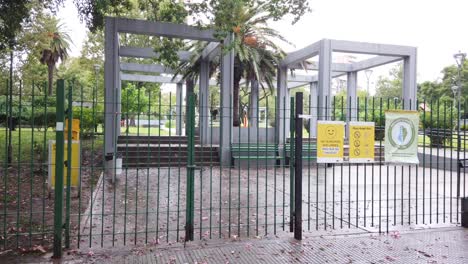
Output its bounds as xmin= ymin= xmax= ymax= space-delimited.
xmin=326 ymin=126 xmax=337 ymax=138
xmin=317 ymin=121 xmax=345 ymax=163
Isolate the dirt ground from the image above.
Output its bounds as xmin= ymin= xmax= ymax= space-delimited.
xmin=0 ymin=147 xmax=103 ymax=254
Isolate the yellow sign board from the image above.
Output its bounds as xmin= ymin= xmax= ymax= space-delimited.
xmin=317 ymin=121 xmax=345 ymax=163
xmin=349 ymin=122 xmax=375 ymax=163
xmin=48 ymin=140 xmax=80 ymax=189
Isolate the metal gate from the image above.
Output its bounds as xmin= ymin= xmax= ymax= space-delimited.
xmin=1 ymin=80 xmax=467 ymax=256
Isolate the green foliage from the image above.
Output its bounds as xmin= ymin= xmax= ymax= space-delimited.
xmin=73 ymin=106 xmax=104 ymax=135
xmin=375 ymin=63 xmax=403 ymax=99
xmin=420 ymin=103 xmax=457 ymax=130
xmin=121 ymin=83 xmax=150 ymax=116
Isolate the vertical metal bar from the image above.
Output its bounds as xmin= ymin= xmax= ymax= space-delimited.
xmin=65 ymin=81 xmax=73 ymax=248
xmin=308 ymin=95 xmax=313 ymax=230
xmin=265 ymin=96 xmax=269 ymax=236
xmin=185 ymin=94 xmax=195 ymax=241
xmin=289 ymin=97 xmax=295 ymax=232
xmin=357 ymin=97 xmax=360 ymax=228
xmin=53 ymin=80 xmax=65 ymax=258
xmin=123 ymin=88 xmax=130 ymax=245
xmin=371 ymin=97 xmax=375 ymax=227
xmin=77 ymin=83 xmax=84 ymax=248
xmin=41 ymin=82 xmax=48 ymax=243
xmin=134 ymin=85 xmax=141 ymax=245
xmin=155 ymin=93 xmax=161 ymax=240
xmin=423 ymin=99 xmax=427 ymax=224
xmin=340 ymin=96 xmax=344 ymax=228
xmin=443 ymin=101 xmax=447 ymax=222
xmin=273 ymin=96 xmax=278 ymax=234
xmin=415 ymin=99 xmax=419 ymax=225
xmin=177 ymin=94 xmax=182 ymax=241
xmin=166 ymin=93 xmax=172 ymax=242
xmin=29 ymin=82 xmax=35 ymax=247
xmin=246 ymin=94 xmax=251 ymax=237
xmin=237 ymin=95 xmax=241 ymax=237
xmin=282 ymin=97 xmax=286 ymax=231
xmin=450 ymin=99 xmax=454 ymax=222
xmin=387 ymin=98 xmax=391 ymax=231
xmin=364 ymin=96 xmax=368 ymax=227
xmin=378 ymin=98 xmax=383 ymax=233
xmin=209 ymin=98 xmax=214 ymax=238
xmin=430 ymin=99 xmax=433 ymax=223
xmin=3 ymin=92 xmax=8 ymax=249
xmin=436 ymin=100 xmax=440 ymax=223
xmin=228 ymin=92 xmax=232 ymax=237
xmin=145 ymin=90 xmax=151 ymax=243
xmin=294 ymin=92 xmax=303 ymax=240
xmin=16 ymin=81 xmax=22 ymax=248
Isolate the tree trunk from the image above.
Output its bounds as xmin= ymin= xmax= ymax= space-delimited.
xmin=47 ymin=63 xmax=54 ymax=96
xmin=248 ymin=79 xmax=259 ymax=128
xmin=233 ymin=67 xmax=243 ymax=127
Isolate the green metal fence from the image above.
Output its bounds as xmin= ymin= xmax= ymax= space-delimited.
xmin=1 ymin=79 xmax=467 ymax=256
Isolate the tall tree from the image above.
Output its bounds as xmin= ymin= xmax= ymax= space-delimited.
xmin=375 ymin=63 xmax=403 ymax=99
xmin=39 ymin=21 xmax=71 ymax=95
xmin=175 ymin=2 xmax=293 ymax=126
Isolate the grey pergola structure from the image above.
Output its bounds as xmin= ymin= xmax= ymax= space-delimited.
xmin=104 ymin=17 xmax=418 ymax=172
xmin=104 ymin=17 xmax=235 ymax=176
xmin=276 ymin=38 xmax=417 ymax=145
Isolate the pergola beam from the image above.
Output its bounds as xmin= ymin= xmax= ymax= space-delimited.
xmin=114 ymin=17 xmax=218 ymax=42
xmin=350 ymin=55 xmax=403 ymax=72
xmin=201 ymin=43 xmax=221 ymax=61
xmin=280 ymin=41 xmax=321 ymax=67
xmin=119 ymin=46 xmax=192 ymax=61
xmin=120 ymin=62 xmax=174 ymax=74
xmin=121 ymin=72 xmax=218 ymax=85
xmin=289 ymin=61 xmax=352 ymax=72
xmin=331 ymin=39 xmax=415 ymax=56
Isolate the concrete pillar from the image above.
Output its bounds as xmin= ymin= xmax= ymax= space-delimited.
xmin=248 ymin=79 xmax=259 ymax=128
xmin=220 ymin=34 xmax=234 ymax=165
xmin=176 ymin=83 xmax=183 ymax=136
xmin=347 ymin=71 xmax=358 ymax=122
xmin=318 ymin=39 xmax=332 ymax=120
xmin=199 ymin=61 xmax=210 ymax=144
xmin=309 ymin=82 xmax=318 ymax=137
xmin=276 ymin=66 xmax=290 ymax=147
xmin=403 ymin=49 xmax=417 ymax=110
xmin=104 ymin=17 xmax=119 ymax=182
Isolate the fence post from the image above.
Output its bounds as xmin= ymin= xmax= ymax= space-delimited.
xmin=294 ymin=92 xmax=303 ymax=240
xmin=65 ymin=82 xmax=73 ymax=248
xmin=185 ymin=94 xmax=195 ymax=241
xmin=289 ymin=97 xmax=295 ymax=232
xmin=53 ymin=79 xmax=65 ymax=258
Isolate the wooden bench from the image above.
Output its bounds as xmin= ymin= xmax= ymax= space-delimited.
xmin=230 ymin=143 xmax=282 ymax=167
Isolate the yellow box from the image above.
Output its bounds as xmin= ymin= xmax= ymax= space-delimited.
xmin=65 ymin=119 xmax=80 ymax=140
xmin=48 ymin=140 xmax=80 ymax=189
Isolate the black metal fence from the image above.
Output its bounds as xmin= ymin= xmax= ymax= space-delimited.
xmin=0 ymin=81 xmax=467 ymax=255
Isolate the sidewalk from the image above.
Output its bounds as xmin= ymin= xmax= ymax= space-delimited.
xmin=25 ymin=227 xmax=466 ymax=263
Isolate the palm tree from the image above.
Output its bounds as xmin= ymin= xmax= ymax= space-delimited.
xmin=174 ymin=3 xmax=288 ymax=127
xmin=40 ymin=24 xmax=71 ymax=96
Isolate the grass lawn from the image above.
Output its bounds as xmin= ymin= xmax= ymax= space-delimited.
xmin=0 ymin=127 xmax=104 ymax=163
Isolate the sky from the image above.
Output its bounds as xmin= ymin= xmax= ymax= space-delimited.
xmin=58 ymin=0 xmax=468 ymax=94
